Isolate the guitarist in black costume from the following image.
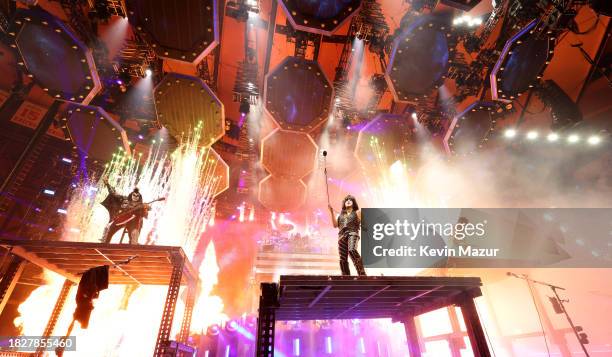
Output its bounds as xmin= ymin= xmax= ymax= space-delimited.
xmin=100 ymin=179 xmax=151 ymax=244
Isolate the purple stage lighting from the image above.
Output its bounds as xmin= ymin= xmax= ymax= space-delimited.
xmin=293 ymin=338 xmax=300 ymax=356
xmin=207 ymin=324 xmax=221 ymax=336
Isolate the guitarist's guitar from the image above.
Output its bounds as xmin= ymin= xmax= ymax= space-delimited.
xmin=111 ymin=197 xmax=165 ymax=225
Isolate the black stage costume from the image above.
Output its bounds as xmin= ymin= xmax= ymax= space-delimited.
xmin=335 ymin=195 xmax=366 ymax=276
xmin=100 ymin=182 xmax=148 ymax=244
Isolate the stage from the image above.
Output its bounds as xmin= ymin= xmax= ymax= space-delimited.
xmin=256 ymin=275 xmax=491 ymax=357
xmin=0 ymin=239 xmax=199 ymax=357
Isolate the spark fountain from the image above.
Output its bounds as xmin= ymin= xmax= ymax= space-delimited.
xmin=14 ymin=124 xmax=228 ymax=356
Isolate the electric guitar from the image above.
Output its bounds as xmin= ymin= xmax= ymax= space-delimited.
xmin=111 ymin=197 xmax=165 ymax=226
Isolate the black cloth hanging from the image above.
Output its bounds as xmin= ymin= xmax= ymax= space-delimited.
xmin=73 ymin=265 xmax=109 ymax=329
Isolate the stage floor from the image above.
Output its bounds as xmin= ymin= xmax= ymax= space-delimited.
xmin=270 ymin=275 xmax=483 ymax=321
xmin=0 ymin=239 xmax=197 ymax=285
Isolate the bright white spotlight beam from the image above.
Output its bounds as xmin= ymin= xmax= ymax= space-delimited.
xmin=504 ymin=129 xmax=517 ymax=139
xmin=587 ymin=135 xmax=601 ymax=145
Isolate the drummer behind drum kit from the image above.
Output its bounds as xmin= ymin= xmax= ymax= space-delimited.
xmin=260 ymin=222 xmax=328 ymax=254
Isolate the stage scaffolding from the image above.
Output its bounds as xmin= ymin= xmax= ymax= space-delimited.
xmin=256 ymin=275 xmax=491 ymax=357
xmin=0 ymin=239 xmax=200 ymax=357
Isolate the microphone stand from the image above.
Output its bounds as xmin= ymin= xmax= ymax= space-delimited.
xmin=322 ymin=151 xmax=330 ymax=206
xmin=507 ymin=272 xmax=590 ymax=357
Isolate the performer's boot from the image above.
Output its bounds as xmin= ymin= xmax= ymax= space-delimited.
xmin=339 ymin=259 xmax=350 ymax=275
xmin=350 ymin=250 xmax=367 ymax=276
xmin=354 ymin=257 xmax=367 ymax=276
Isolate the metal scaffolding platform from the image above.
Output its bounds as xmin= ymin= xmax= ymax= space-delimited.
xmin=256 ymin=275 xmax=491 ymax=357
xmin=0 ymin=239 xmax=199 ymax=357
xmin=0 ymin=239 xmax=197 ymax=285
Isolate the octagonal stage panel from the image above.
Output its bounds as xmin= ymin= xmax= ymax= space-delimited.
xmin=202 ymin=147 xmax=230 ymax=197
xmin=385 ymin=14 xmax=455 ymax=103
xmin=261 ymin=129 xmax=318 ymax=179
xmin=154 ymin=73 xmax=224 ymax=147
xmin=443 ymin=101 xmax=500 ymax=156
xmin=264 ymin=56 xmax=333 ymax=133
xmin=258 ymin=175 xmax=307 ymax=212
xmin=65 ymin=105 xmax=131 ymax=162
xmin=355 ymin=114 xmax=423 ymax=173
xmin=7 ymin=8 xmax=101 ymax=104
xmin=126 ymin=0 xmax=219 ymax=63
xmin=279 ymin=0 xmax=361 ymax=36
xmin=490 ymin=19 xmax=556 ymax=101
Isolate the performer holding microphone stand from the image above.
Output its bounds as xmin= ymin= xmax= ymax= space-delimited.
xmin=323 ymin=150 xmax=366 ymax=276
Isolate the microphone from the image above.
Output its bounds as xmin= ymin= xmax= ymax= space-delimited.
xmin=322 ymin=150 xmax=327 ymax=157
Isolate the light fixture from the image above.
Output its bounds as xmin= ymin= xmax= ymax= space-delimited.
xmin=587 ymin=135 xmax=601 ymax=145
xmin=239 ymin=97 xmax=250 ymax=116
xmin=207 ymin=324 xmax=220 ymax=336
xmin=567 ymin=134 xmax=580 ymax=144
xmin=411 ymin=112 xmax=418 ymax=120
xmin=504 ymin=129 xmax=516 ymax=138
xmin=43 ymin=189 xmax=56 ymax=196
xmin=547 ymin=133 xmax=559 ymax=142
xmin=526 ymin=131 xmax=538 ymax=140
xmin=145 ymin=68 xmax=152 ymax=76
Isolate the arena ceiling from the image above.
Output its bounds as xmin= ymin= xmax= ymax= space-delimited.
xmin=1 ymin=0 xmax=611 ymax=215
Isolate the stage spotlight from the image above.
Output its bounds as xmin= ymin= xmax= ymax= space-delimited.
xmin=453 ymin=15 xmax=482 ymax=27
xmin=226 ymin=319 xmax=239 ymax=332
xmin=547 ymin=133 xmax=559 ymax=142
xmin=239 ymin=97 xmax=250 ymax=116
xmin=587 ymin=135 xmax=601 ymax=145
xmin=43 ymin=189 xmax=56 ymax=196
xmin=504 ymin=128 xmax=517 ymax=138
xmin=145 ymin=68 xmax=152 ymax=77
xmin=411 ymin=112 xmax=418 ymax=120
xmin=526 ymin=131 xmax=539 ymax=140
xmin=567 ymin=134 xmax=580 ymax=144
xmin=207 ymin=324 xmax=221 ymax=336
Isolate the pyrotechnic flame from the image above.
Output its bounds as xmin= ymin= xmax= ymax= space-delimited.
xmin=191 ymin=241 xmax=228 ymax=333
xmin=17 ymin=126 xmax=226 ymax=355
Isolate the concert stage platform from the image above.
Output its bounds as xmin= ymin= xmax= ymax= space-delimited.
xmin=0 ymin=239 xmax=199 ymax=357
xmin=256 ymin=275 xmax=491 ymax=357
xmin=0 ymin=239 xmax=197 ymax=285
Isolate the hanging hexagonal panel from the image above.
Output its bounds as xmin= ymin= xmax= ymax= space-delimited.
xmin=443 ymin=101 xmax=500 ymax=156
xmin=261 ymin=129 xmax=318 ymax=179
xmin=66 ymin=105 xmax=131 ymax=162
xmin=354 ymin=114 xmax=424 ymax=173
xmin=7 ymin=8 xmax=101 ymax=104
xmin=202 ymin=147 xmax=230 ymax=197
xmin=385 ymin=14 xmax=455 ymax=103
xmin=258 ymin=175 xmax=307 ymax=212
xmin=490 ymin=19 xmax=556 ymax=101
xmin=279 ymin=0 xmax=361 ymax=36
xmin=126 ymin=0 xmax=219 ymax=63
xmin=264 ymin=56 xmax=333 ymax=132
xmin=154 ymin=73 xmax=225 ymax=147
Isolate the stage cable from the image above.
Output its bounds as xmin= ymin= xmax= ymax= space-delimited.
xmin=526 ymin=279 xmax=552 ymax=357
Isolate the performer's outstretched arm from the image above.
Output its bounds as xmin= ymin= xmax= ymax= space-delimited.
xmin=103 ymin=178 xmax=116 ymax=195
xmin=328 ymin=205 xmax=338 ymax=228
